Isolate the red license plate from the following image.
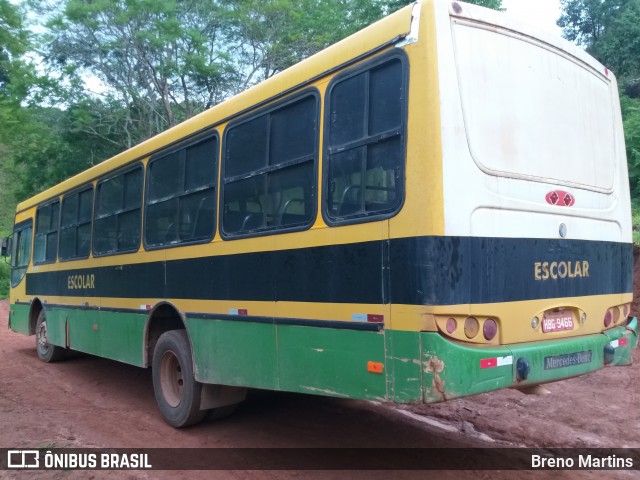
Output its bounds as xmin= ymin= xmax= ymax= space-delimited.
xmin=542 ymin=312 xmax=574 ymax=333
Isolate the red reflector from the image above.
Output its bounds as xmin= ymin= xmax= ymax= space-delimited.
xmin=367 ymin=361 xmax=384 ymax=374
xmin=238 ymin=309 xmax=248 ymax=316
xmin=480 ymin=358 xmax=497 ymax=369
xmin=367 ymin=314 xmax=384 ymax=323
xmin=93 ymin=324 xmax=98 ymax=331
xmin=480 ymin=356 xmax=513 ymax=369
xmin=545 ymin=190 xmax=575 ymax=207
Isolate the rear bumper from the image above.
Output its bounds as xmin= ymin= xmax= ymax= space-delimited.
xmin=421 ymin=317 xmax=638 ymax=403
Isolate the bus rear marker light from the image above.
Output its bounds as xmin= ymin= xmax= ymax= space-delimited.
xmin=483 ymin=318 xmax=497 ymax=340
xmin=464 ymin=317 xmax=479 ymax=339
xmin=545 ymin=191 xmax=575 ymax=207
xmin=604 ymin=310 xmax=613 ymax=327
xmin=446 ymin=318 xmax=457 ymax=334
xmin=367 ymin=361 xmax=384 ymax=374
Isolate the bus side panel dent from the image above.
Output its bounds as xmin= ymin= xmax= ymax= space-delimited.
xmin=420 ymin=332 xmax=513 ymax=403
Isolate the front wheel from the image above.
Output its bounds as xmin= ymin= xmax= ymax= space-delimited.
xmin=152 ymin=330 xmax=206 ymax=428
xmin=35 ymin=310 xmax=66 ymax=363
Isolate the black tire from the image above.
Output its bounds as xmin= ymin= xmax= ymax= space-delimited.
xmin=35 ymin=310 xmax=66 ymax=363
xmin=152 ymin=330 xmax=206 ymax=428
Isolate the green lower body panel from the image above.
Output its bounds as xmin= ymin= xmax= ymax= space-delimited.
xmin=8 ymin=303 xmax=31 ymax=335
xmin=187 ymin=317 xmax=388 ymax=400
xmin=187 ymin=318 xmax=279 ymax=390
xmin=10 ymin=303 xmax=637 ymax=406
xmin=277 ymin=326 xmax=386 ymax=400
xmin=66 ymin=308 xmax=146 ymax=366
xmin=420 ymin=317 xmax=639 ymax=403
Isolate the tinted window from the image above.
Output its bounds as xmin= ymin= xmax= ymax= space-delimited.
xmin=34 ymin=201 xmax=59 ymax=264
xmin=10 ymin=221 xmax=32 ymax=287
xmin=222 ymin=94 xmax=318 ymax=237
xmin=325 ymin=56 xmax=406 ymax=223
xmin=94 ymin=167 xmax=142 ymax=255
xmin=60 ymin=186 xmax=94 ymax=260
xmin=145 ymin=134 xmax=218 ymax=247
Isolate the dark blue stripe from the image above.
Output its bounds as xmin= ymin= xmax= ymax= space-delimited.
xmin=25 ymin=236 xmax=632 ymax=306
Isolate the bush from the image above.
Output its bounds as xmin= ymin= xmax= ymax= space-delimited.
xmin=0 ymin=262 xmax=9 ymax=300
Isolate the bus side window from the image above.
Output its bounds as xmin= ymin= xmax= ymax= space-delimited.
xmin=34 ymin=200 xmax=60 ymax=264
xmin=324 ymin=55 xmax=407 ymax=224
xmin=94 ymin=167 xmax=143 ymax=256
xmin=222 ymin=93 xmax=318 ymax=237
xmin=60 ymin=186 xmax=93 ymax=260
xmin=145 ymin=134 xmax=218 ymax=248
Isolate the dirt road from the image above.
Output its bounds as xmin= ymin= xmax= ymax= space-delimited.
xmin=0 ymin=299 xmax=637 ymax=479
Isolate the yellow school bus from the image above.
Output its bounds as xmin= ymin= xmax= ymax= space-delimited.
xmin=4 ymin=0 xmax=636 ymax=427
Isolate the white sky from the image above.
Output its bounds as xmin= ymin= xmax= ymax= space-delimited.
xmin=502 ymin=0 xmax=563 ymax=35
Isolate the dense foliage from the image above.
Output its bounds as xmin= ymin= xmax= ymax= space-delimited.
xmin=559 ymin=0 xmax=640 ymax=197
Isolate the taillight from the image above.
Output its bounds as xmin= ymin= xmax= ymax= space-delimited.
xmin=483 ymin=318 xmax=498 ymax=340
xmin=604 ymin=309 xmax=612 ymax=327
xmin=446 ymin=318 xmax=457 ymax=334
xmin=464 ymin=317 xmax=479 ymax=339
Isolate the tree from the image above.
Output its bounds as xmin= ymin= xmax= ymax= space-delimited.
xmin=559 ymin=0 xmax=640 ymax=197
xmin=42 ymin=0 xmax=237 ymax=145
xmin=557 ymin=0 xmax=629 ymax=46
xmin=622 ymin=96 xmax=640 ymax=197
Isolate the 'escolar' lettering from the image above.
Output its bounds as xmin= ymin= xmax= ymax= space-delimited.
xmin=67 ymin=274 xmax=95 ymax=290
xmin=534 ymin=261 xmax=589 ymax=281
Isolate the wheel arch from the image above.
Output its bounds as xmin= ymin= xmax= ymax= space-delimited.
xmin=28 ymin=298 xmax=45 ymax=335
xmin=143 ymin=302 xmax=192 ymax=368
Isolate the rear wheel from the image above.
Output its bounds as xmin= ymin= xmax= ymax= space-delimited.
xmin=152 ymin=330 xmax=206 ymax=428
xmin=35 ymin=310 xmax=66 ymax=363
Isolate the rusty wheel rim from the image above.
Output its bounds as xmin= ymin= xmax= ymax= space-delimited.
xmin=159 ymin=350 xmax=183 ymax=408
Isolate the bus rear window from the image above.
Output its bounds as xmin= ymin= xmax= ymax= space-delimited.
xmin=453 ymin=22 xmax=615 ymax=191
xmin=324 ymin=55 xmax=407 ymax=223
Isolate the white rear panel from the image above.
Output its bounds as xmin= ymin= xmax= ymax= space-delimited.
xmin=454 ymin=22 xmax=615 ymax=192
xmin=432 ymin=0 xmax=630 ymax=242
